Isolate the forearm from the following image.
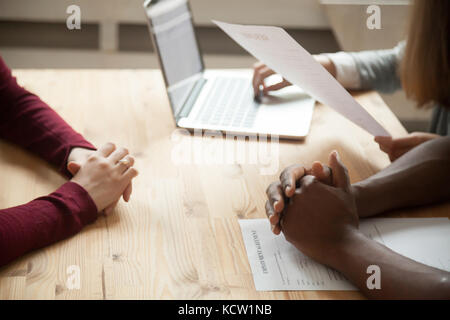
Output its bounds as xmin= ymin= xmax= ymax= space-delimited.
xmin=0 ymin=182 xmax=98 ymax=267
xmin=348 ymin=42 xmax=404 ymax=93
xmin=0 ymin=57 xmax=95 ymax=177
xmin=331 ymin=230 xmax=450 ymax=299
xmin=0 ymin=92 xmax=95 ymax=177
xmin=353 ymin=136 xmax=450 ymax=217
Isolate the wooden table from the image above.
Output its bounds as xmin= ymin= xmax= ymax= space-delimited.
xmin=0 ymin=69 xmax=449 ymax=300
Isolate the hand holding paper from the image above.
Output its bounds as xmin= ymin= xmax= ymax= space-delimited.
xmin=213 ymin=20 xmax=390 ymax=137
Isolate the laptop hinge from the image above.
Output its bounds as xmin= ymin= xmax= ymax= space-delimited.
xmin=176 ymin=77 xmax=207 ymax=121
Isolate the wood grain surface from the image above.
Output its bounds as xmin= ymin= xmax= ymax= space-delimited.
xmin=0 ymin=69 xmax=448 ymax=299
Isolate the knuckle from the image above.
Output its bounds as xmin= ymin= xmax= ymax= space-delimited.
xmin=280 ymin=168 xmax=293 ymax=183
xmin=281 ymin=164 xmax=298 ymax=179
xmin=302 ymin=175 xmax=318 ymax=191
xmin=271 ymin=192 xmax=281 ymax=202
xmin=253 ymin=61 xmax=264 ymax=69
xmin=99 ymin=160 xmax=110 ymax=169
xmin=279 ymin=169 xmax=288 ymax=182
xmin=266 ymin=181 xmax=279 ymax=196
xmin=265 ymin=182 xmax=273 ymax=195
xmin=127 ymin=156 xmax=136 ymax=165
xmin=343 ymin=166 xmax=349 ymax=175
xmin=265 ymin=200 xmax=271 ymax=214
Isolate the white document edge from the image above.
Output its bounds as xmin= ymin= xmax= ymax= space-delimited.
xmin=213 ymin=20 xmax=390 ymax=137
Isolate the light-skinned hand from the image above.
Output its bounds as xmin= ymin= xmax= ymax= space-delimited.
xmin=252 ymin=55 xmax=337 ymax=97
xmin=68 ymin=146 xmax=134 ymax=214
xmin=70 ymin=143 xmax=138 ymax=214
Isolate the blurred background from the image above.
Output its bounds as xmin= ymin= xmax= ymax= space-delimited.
xmin=0 ymin=0 xmax=431 ymax=132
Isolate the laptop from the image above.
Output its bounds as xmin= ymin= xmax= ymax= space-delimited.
xmin=143 ymin=0 xmax=315 ymax=139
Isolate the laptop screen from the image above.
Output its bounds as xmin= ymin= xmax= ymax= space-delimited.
xmin=144 ymin=0 xmax=203 ymax=86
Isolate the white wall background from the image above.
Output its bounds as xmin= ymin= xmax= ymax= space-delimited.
xmin=0 ymin=0 xmax=429 ymax=130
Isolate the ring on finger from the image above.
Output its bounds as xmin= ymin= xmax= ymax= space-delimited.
xmin=118 ymin=157 xmax=132 ymax=167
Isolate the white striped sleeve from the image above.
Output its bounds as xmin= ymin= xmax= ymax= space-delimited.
xmin=323 ymin=52 xmax=361 ymax=90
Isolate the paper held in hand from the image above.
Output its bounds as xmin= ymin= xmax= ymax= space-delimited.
xmin=213 ymin=20 xmax=390 ymax=137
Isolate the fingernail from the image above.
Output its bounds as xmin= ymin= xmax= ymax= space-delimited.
xmin=286 ymin=186 xmax=291 ymax=194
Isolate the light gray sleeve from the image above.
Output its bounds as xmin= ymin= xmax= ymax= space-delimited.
xmin=348 ymin=41 xmax=406 ymax=93
xmin=430 ymin=106 xmax=450 ymax=136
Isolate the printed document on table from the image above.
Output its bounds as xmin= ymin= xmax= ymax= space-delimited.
xmin=213 ymin=20 xmax=390 ymax=137
xmin=239 ymin=218 xmax=450 ymax=291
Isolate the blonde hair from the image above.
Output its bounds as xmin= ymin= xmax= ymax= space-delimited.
xmin=401 ymin=0 xmax=450 ymax=107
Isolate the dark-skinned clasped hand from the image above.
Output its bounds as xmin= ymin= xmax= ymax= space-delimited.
xmin=266 ymin=151 xmax=359 ymax=267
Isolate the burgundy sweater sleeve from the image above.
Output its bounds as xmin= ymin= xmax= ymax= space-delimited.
xmin=0 ymin=57 xmax=99 ymax=267
xmin=0 ymin=182 xmax=98 ymax=267
xmin=0 ymin=56 xmax=95 ymax=177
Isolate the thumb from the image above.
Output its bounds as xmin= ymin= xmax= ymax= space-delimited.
xmin=374 ymin=136 xmax=392 ymax=153
xmin=67 ymin=161 xmax=81 ymax=176
xmin=328 ymin=151 xmax=350 ymax=192
xmin=311 ymin=161 xmax=333 ymax=186
xmin=123 ymin=182 xmax=132 ymax=202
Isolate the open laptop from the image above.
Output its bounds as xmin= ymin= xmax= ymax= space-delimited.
xmin=143 ymin=0 xmax=315 ymax=139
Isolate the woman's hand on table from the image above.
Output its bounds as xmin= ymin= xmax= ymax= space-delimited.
xmin=69 ymin=143 xmax=138 ymax=215
xmin=68 ymin=146 xmax=134 ymax=208
xmin=252 ymin=55 xmax=336 ymax=97
xmin=374 ymin=132 xmax=440 ymax=162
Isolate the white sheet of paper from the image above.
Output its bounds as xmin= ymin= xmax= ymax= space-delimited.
xmin=239 ymin=218 xmax=450 ymax=291
xmin=213 ymin=20 xmax=390 ymax=137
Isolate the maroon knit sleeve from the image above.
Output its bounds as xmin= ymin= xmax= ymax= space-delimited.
xmin=0 ymin=56 xmax=96 ymax=178
xmin=0 ymin=182 xmax=98 ymax=267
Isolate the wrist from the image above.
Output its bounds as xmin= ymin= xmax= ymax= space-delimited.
xmin=68 ymin=147 xmax=84 ymax=163
xmin=314 ymin=55 xmax=337 ymax=78
xmin=67 ymin=147 xmax=96 ymax=165
xmin=58 ymin=181 xmax=99 ymax=221
xmin=312 ymin=225 xmax=362 ymax=269
xmin=351 ymin=182 xmax=382 ymax=218
xmin=350 ymin=183 xmax=364 ymax=216
xmin=329 ymin=228 xmax=367 ymax=271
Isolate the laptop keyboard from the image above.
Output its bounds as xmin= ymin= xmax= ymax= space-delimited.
xmin=193 ymin=77 xmax=259 ymax=128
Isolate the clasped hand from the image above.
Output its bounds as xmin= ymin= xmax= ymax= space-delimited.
xmin=67 ymin=143 xmax=139 ymax=215
xmin=265 ymin=151 xmax=359 ymax=266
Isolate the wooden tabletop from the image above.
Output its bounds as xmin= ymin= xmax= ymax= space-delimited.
xmin=1 ymin=69 xmax=449 ymax=300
